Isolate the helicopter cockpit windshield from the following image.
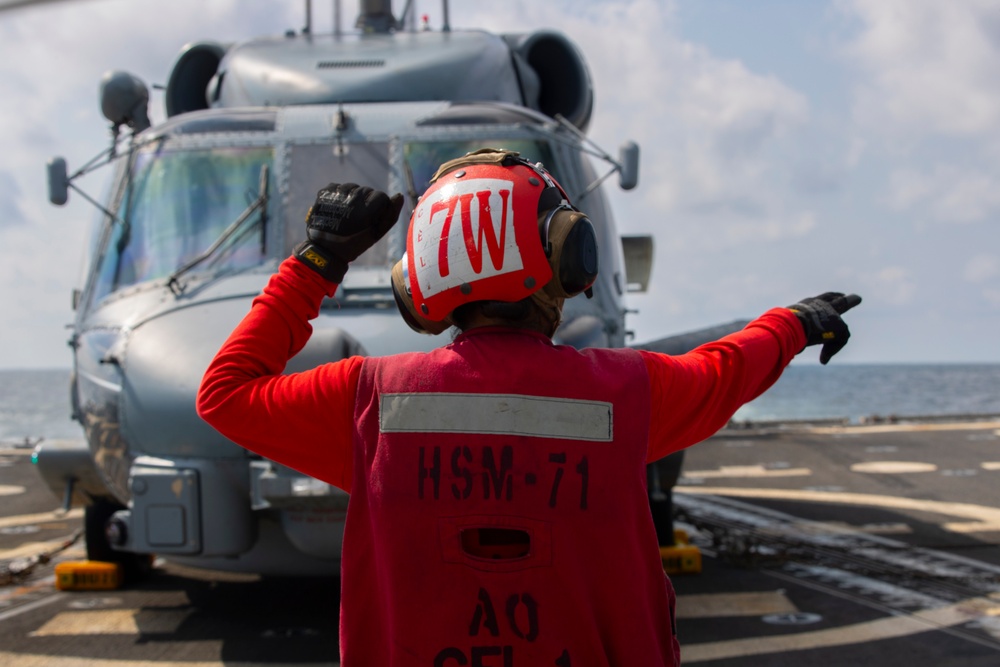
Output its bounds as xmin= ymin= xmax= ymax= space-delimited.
xmin=90 ymin=145 xmax=274 ymax=303
xmin=281 ymin=137 xmax=558 ymax=300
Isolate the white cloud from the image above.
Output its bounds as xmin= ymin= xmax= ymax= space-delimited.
xmin=870 ymin=266 xmax=917 ymax=306
xmin=839 ymin=0 xmax=1000 ymax=137
xmin=964 ymin=255 xmax=999 ymax=284
xmin=614 ymin=28 xmax=809 ymax=216
xmin=723 ymin=212 xmax=818 ymax=244
xmin=455 ymin=0 xmax=810 ymax=231
xmin=829 ymin=0 xmax=1000 ymax=258
xmin=887 ymin=164 xmax=1000 ymax=224
xmin=0 ymin=171 xmax=25 ymax=227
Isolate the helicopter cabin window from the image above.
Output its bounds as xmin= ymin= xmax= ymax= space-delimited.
xmin=403 ymin=140 xmax=557 ymax=199
xmin=91 ymin=146 xmax=274 ymax=301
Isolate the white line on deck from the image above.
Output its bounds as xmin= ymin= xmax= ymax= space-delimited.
xmin=683 ymin=465 xmax=812 ymax=479
xmin=849 ymin=461 xmax=938 ymax=474
xmin=0 ymin=508 xmax=83 ymax=530
xmin=678 ymin=486 xmax=1000 ymax=533
xmin=677 ymin=591 xmax=798 ymax=619
xmin=30 ymin=609 xmax=191 ymax=636
xmin=0 ymin=593 xmax=63 ymax=623
xmin=0 ymin=652 xmax=337 ymax=667
xmin=807 ymin=421 xmax=1000 ymax=435
xmin=683 ymin=596 xmax=1000 ymax=662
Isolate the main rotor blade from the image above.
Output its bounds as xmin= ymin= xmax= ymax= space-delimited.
xmin=0 ymin=0 xmax=78 ymax=12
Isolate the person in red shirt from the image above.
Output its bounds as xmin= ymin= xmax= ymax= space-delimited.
xmin=198 ymin=149 xmax=860 ymax=666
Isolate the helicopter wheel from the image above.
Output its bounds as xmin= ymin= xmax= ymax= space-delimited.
xmin=84 ymin=499 xmax=153 ymax=584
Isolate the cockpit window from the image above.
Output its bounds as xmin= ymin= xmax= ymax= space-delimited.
xmin=90 ymin=145 xmax=274 ymax=302
xmin=282 ymin=140 xmax=557 ymax=300
xmin=285 ymin=142 xmax=391 ymax=260
xmin=403 ymin=140 xmax=557 ymax=199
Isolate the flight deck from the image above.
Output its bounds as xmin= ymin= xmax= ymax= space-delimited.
xmin=2 ymin=418 xmax=1000 ymax=666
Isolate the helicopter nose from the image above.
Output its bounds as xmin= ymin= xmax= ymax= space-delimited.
xmin=116 ymin=298 xmax=254 ymax=459
xmin=118 ymin=297 xmax=367 ymax=459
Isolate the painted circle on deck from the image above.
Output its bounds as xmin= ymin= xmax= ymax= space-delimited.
xmin=850 ymin=461 xmax=938 ymax=474
xmin=0 ymin=485 xmax=25 ymax=496
xmin=68 ymin=597 xmax=124 ymax=610
xmin=762 ymin=612 xmax=823 ymax=625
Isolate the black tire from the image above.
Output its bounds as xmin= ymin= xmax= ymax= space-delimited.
xmin=84 ymin=499 xmax=121 ymax=563
xmin=84 ymin=499 xmax=152 ymax=584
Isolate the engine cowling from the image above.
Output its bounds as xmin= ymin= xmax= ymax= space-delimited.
xmin=162 ymin=30 xmax=595 ymax=132
xmin=504 ymin=31 xmax=594 ymax=132
xmin=165 ymin=41 xmax=227 ymax=117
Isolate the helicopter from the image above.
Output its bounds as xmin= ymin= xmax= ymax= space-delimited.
xmin=24 ymin=0 xmax=746 ymax=578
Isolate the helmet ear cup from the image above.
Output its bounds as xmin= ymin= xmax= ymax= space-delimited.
xmin=541 ymin=208 xmax=599 ymax=298
xmin=391 ymin=259 xmax=450 ymax=335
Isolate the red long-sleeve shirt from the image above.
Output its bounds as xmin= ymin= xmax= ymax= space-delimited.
xmin=197 ymin=257 xmax=804 ymax=665
xmin=198 ymin=258 xmax=803 ymax=489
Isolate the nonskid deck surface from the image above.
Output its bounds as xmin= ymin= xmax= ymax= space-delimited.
xmin=2 ymin=420 xmax=999 ymax=666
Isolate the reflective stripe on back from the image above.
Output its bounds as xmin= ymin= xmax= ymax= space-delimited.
xmin=379 ymin=392 xmax=613 ymax=441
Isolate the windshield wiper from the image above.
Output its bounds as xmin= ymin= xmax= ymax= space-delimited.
xmin=402 ymin=154 xmax=419 ymax=210
xmin=168 ymin=164 xmax=269 ymax=296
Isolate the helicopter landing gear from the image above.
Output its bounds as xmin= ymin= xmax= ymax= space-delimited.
xmin=84 ymin=499 xmax=152 ymax=584
xmin=648 ymin=451 xmax=685 ymax=546
xmin=648 ymin=451 xmax=702 ymax=575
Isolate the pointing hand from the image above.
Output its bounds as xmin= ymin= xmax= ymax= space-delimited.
xmin=787 ymin=293 xmax=862 ymax=364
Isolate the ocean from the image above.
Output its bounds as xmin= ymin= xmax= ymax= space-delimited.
xmin=2 ymin=364 xmax=1000 ymax=443
xmin=0 ymin=369 xmax=82 ymax=443
xmin=732 ymin=363 xmax=1000 ymax=424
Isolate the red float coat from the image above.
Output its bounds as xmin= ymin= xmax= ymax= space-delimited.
xmin=198 ymin=258 xmax=805 ymax=666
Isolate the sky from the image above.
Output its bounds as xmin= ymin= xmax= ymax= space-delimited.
xmin=1 ymin=0 xmax=999 ymax=367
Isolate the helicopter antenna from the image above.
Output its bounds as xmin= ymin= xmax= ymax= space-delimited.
xmin=398 ymin=0 xmax=414 ymax=31
xmin=357 ymin=0 xmax=397 ymax=33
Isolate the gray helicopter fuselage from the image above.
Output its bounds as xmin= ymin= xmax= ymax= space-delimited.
xmin=62 ymin=99 xmax=630 ymax=574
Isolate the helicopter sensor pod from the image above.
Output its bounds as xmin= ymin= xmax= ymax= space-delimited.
xmin=100 ymin=70 xmax=151 ymax=134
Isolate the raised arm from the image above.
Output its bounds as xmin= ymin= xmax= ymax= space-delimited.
xmin=642 ymin=293 xmax=862 ymax=461
xmin=197 ymin=183 xmax=403 ymax=490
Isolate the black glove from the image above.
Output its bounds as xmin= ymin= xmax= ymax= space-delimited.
xmin=293 ymin=182 xmax=404 ymax=283
xmin=787 ymin=293 xmax=862 ymax=365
